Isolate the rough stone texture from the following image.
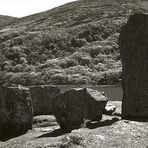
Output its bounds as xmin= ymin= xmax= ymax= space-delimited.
xmin=104 ymin=104 xmax=116 ymax=115
xmin=119 ymin=13 xmax=148 ymax=119
xmin=52 ymin=88 xmax=108 ymax=130
xmin=29 ymin=85 xmax=60 ymax=116
xmin=1 ymin=101 xmax=148 ymax=148
xmin=0 ymin=85 xmax=33 ymax=136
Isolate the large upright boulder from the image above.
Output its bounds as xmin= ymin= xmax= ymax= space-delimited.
xmin=29 ymin=85 xmax=60 ymax=116
xmin=119 ymin=13 xmax=148 ymax=119
xmin=0 ymin=85 xmax=33 ymax=136
xmin=52 ymin=88 xmax=108 ymax=130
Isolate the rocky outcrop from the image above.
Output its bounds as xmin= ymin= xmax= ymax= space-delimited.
xmin=104 ymin=103 xmax=116 ymax=115
xmin=0 ymin=85 xmax=33 ymax=136
xmin=29 ymin=85 xmax=60 ymax=116
xmin=52 ymin=88 xmax=108 ymax=130
xmin=119 ymin=13 xmax=148 ymax=119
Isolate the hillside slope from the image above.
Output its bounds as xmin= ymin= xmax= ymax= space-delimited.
xmin=0 ymin=15 xmax=17 ymax=28
xmin=0 ymin=0 xmax=148 ymax=85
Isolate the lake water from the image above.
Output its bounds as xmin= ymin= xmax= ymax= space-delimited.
xmin=58 ymin=85 xmax=123 ymax=101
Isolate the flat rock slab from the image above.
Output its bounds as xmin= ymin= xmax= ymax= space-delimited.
xmin=0 ymin=85 xmax=33 ymax=136
xmin=52 ymin=88 xmax=108 ymax=130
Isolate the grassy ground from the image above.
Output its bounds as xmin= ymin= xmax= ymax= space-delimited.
xmin=0 ymin=101 xmax=148 ymax=148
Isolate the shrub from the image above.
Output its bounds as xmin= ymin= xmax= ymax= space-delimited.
xmin=0 ymin=71 xmax=14 ymax=84
xmin=94 ymin=63 xmax=107 ymax=72
xmin=95 ymin=70 xmax=122 ymax=85
xmin=38 ymin=59 xmax=61 ymax=70
xmin=27 ymin=72 xmax=45 ymax=85
xmin=67 ymin=74 xmax=80 ymax=84
xmin=81 ymin=45 xmax=103 ymax=58
xmin=71 ymin=38 xmax=87 ymax=48
xmin=64 ymin=57 xmax=77 ymax=67
xmin=9 ymin=72 xmax=28 ymax=85
xmin=12 ymin=64 xmax=26 ymax=72
xmin=75 ymin=76 xmax=86 ymax=84
xmin=24 ymin=65 xmax=36 ymax=72
xmin=50 ymin=73 xmax=68 ymax=84
xmin=71 ymin=52 xmax=91 ymax=66
xmin=5 ymin=46 xmax=26 ymax=63
xmin=104 ymin=59 xmax=117 ymax=69
xmin=102 ymin=45 xmax=113 ymax=55
xmin=96 ymin=54 xmax=107 ymax=63
xmin=2 ymin=60 xmax=13 ymax=72
xmin=66 ymin=65 xmax=92 ymax=76
xmin=71 ymin=52 xmax=83 ymax=61
xmin=80 ymin=55 xmax=91 ymax=66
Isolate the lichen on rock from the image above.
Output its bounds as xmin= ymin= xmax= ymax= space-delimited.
xmin=0 ymin=85 xmax=33 ymax=136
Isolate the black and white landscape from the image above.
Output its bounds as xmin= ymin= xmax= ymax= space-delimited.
xmin=0 ymin=0 xmax=148 ymax=147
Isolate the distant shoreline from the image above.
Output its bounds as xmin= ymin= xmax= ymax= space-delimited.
xmin=56 ymin=84 xmax=122 ymax=87
xmin=27 ymin=84 xmax=122 ymax=88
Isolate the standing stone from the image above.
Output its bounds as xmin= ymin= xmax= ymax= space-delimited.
xmin=119 ymin=13 xmax=148 ymax=119
xmin=29 ymin=85 xmax=60 ymax=116
xmin=52 ymin=88 xmax=108 ymax=130
xmin=0 ymin=85 xmax=33 ymax=136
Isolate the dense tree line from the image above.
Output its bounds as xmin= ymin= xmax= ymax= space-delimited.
xmin=0 ymin=0 xmax=145 ymax=85
xmin=0 ymin=22 xmax=122 ymax=85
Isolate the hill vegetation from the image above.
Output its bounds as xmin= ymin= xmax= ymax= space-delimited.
xmin=0 ymin=0 xmax=148 ymax=85
xmin=0 ymin=15 xmax=17 ymax=28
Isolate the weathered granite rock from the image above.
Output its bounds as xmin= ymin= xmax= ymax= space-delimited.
xmin=0 ymin=85 xmax=33 ymax=136
xmin=29 ymin=85 xmax=60 ymax=116
xmin=119 ymin=13 xmax=148 ymax=119
xmin=104 ymin=104 xmax=116 ymax=115
xmin=52 ymin=88 xmax=108 ymax=130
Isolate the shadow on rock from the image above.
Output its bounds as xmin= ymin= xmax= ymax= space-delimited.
xmin=86 ymin=117 xmax=120 ymax=129
xmin=37 ymin=128 xmax=71 ymax=138
xmin=0 ymin=132 xmax=27 ymax=142
xmin=122 ymin=117 xmax=148 ymax=122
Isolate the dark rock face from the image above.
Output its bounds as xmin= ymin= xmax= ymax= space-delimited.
xmin=52 ymin=88 xmax=108 ymax=130
xmin=0 ymin=85 xmax=33 ymax=136
xmin=29 ymin=85 xmax=60 ymax=116
xmin=119 ymin=13 xmax=148 ymax=119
